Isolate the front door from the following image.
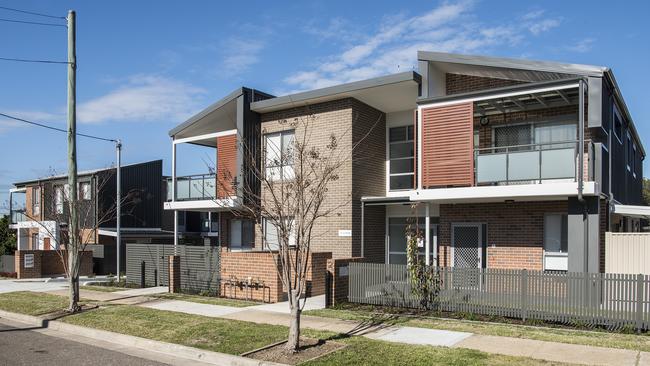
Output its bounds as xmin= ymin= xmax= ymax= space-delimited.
xmin=451 ymin=223 xmax=482 ymax=268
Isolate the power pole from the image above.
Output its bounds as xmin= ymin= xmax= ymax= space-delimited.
xmin=116 ymin=140 xmax=122 ymax=281
xmin=66 ymin=9 xmax=79 ymax=309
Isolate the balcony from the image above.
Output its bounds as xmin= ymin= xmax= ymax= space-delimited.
xmin=10 ymin=209 xmax=26 ymax=224
xmin=166 ymin=173 xmax=216 ymax=202
xmin=475 ymin=140 xmax=591 ymax=185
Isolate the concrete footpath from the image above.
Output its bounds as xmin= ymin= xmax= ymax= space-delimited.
xmin=140 ymin=295 xmax=650 ymax=366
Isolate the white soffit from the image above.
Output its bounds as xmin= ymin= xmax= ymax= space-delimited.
xmin=611 ymin=204 xmax=650 ymax=218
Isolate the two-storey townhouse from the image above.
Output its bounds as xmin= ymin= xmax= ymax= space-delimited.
xmin=166 ymin=51 xmax=644 ymax=275
xmin=9 ymin=160 xmax=176 ymax=274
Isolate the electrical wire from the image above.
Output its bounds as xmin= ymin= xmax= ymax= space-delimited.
xmin=0 ymin=57 xmax=69 ymax=64
xmin=0 ymin=112 xmax=117 ymax=143
xmin=0 ymin=17 xmax=66 ymax=27
xmin=0 ymin=5 xmax=65 ymax=20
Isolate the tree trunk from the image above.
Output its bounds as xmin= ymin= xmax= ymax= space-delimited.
xmin=67 ymin=249 xmax=81 ymax=312
xmin=285 ymin=290 xmax=301 ymax=352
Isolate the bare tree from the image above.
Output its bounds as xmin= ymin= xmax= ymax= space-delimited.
xmin=215 ymin=109 xmax=380 ymax=352
xmin=23 ymin=169 xmax=138 ymax=312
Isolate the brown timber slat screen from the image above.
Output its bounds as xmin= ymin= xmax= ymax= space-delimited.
xmin=126 ymin=244 xmax=220 ymax=293
xmin=348 ymin=263 xmax=650 ymax=330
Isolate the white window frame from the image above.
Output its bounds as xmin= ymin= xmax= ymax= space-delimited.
xmin=264 ymin=130 xmax=295 ymax=181
xmin=54 ymin=185 xmax=64 ymax=214
xmin=80 ymin=181 xmax=92 ymax=200
xmin=263 ymin=217 xmax=296 ymax=251
xmin=388 ymin=125 xmax=415 ymax=191
xmin=32 ymin=186 xmax=40 ymax=216
xmin=229 ymin=219 xmax=254 ymax=250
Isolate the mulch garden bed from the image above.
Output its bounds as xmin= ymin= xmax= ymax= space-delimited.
xmin=243 ymin=337 xmax=346 ymax=365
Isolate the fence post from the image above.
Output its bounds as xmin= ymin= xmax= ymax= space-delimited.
xmin=140 ymin=261 xmax=145 ymax=288
xmin=521 ymin=269 xmax=528 ymax=322
xmin=636 ymin=273 xmax=644 ymax=332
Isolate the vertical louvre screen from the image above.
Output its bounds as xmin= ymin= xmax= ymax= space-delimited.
xmin=421 ymin=102 xmax=474 ymax=187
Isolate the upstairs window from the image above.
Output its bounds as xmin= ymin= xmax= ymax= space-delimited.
xmin=31 ymin=187 xmax=40 ymax=216
xmin=80 ymin=182 xmax=92 ymax=200
xmin=54 ymin=185 xmax=64 ymax=214
xmin=265 ymin=130 xmax=295 ymax=181
xmin=389 ymin=125 xmax=415 ymax=190
xmin=613 ymin=106 xmax=623 ymax=143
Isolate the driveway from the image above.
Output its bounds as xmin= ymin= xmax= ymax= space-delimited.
xmin=0 ymin=276 xmax=113 ymax=294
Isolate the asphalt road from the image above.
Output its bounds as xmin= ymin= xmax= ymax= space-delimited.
xmin=0 ymin=321 xmax=168 ymax=366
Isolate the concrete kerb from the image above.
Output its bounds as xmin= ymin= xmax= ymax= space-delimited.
xmin=0 ymin=309 xmax=286 ymax=366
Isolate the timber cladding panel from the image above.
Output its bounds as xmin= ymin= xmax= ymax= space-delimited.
xmin=217 ymin=134 xmax=238 ymax=199
xmin=421 ymin=102 xmax=474 ymax=188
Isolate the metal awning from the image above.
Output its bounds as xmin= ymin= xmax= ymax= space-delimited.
xmin=611 ymin=204 xmax=650 ymax=219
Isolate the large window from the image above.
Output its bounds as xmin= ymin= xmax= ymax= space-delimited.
xmin=54 ymin=185 xmax=64 ymax=214
xmin=229 ymin=219 xmax=254 ymax=250
xmin=613 ymin=106 xmax=623 ymax=143
xmin=493 ymin=120 xmax=576 ymax=150
xmin=389 ymin=125 xmax=415 ymax=190
xmin=387 ymin=217 xmax=437 ymax=265
xmin=265 ymin=130 xmax=295 ymax=181
xmin=544 ymin=214 xmax=568 ymax=253
xmin=263 ymin=217 xmax=295 ymax=250
xmin=80 ymin=182 xmax=92 ymax=200
xmin=31 ymin=187 xmax=40 ymax=216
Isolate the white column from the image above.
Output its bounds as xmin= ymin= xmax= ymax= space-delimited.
xmin=16 ymin=228 xmax=22 ymax=250
xmin=171 ymin=140 xmax=177 ymax=202
xmin=425 ymin=203 xmax=431 ymax=266
xmin=174 ymin=211 xmax=179 ymax=247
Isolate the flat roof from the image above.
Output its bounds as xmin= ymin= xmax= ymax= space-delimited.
xmin=251 ymin=71 xmax=421 ymax=113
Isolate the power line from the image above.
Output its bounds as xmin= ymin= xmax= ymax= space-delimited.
xmin=0 ymin=56 xmax=69 ymax=64
xmin=0 ymin=5 xmax=65 ymax=20
xmin=0 ymin=17 xmax=66 ymax=27
xmin=0 ymin=112 xmax=117 ymax=143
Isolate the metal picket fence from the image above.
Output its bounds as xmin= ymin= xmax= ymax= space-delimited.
xmin=348 ymin=262 xmax=650 ymax=330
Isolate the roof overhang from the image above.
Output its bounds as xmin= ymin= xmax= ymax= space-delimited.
xmin=251 ymin=71 xmax=422 ymax=114
xmin=611 ymin=204 xmax=650 ymax=219
xmin=98 ymin=228 xmax=173 ymax=238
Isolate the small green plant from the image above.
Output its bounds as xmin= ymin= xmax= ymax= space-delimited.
xmin=405 ymin=207 xmax=441 ymax=311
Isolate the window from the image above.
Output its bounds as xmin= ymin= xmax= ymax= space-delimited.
xmin=263 ymin=217 xmax=295 ymax=250
xmin=80 ymin=182 xmax=92 ymax=200
xmin=31 ymin=187 xmax=40 ymax=216
xmin=265 ymin=130 xmax=295 ymax=181
xmin=633 ymin=143 xmax=638 ymax=178
xmin=229 ymin=219 xmax=254 ymax=250
xmin=54 ymin=185 xmax=64 ymax=214
xmin=613 ymin=106 xmax=623 ymax=143
xmin=544 ymin=214 xmax=568 ymax=253
xmin=627 ymin=133 xmax=633 ymax=172
xmin=387 ymin=217 xmax=437 ymax=265
xmin=389 ymin=125 xmax=415 ymax=190
xmin=31 ymin=233 xmax=39 ymax=250
xmin=493 ymin=120 xmax=576 ymax=151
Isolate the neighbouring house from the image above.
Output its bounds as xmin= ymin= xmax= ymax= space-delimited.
xmin=166 ymin=51 xmax=644 ymax=284
xmin=8 ymin=160 xmax=180 ymax=275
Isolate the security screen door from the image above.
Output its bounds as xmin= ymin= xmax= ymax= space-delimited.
xmin=452 ymin=224 xmax=482 ymax=268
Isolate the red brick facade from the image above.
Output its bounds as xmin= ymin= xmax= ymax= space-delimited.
xmin=15 ymin=250 xmax=93 ymax=279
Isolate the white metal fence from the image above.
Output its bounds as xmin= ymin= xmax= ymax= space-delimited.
xmin=348 ymin=262 xmax=650 ymax=330
xmin=606 ymin=232 xmax=650 ymax=275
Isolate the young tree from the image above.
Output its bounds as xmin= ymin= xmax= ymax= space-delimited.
xmin=216 ymin=110 xmax=380 ymax=352
xmin=23 ymin=171 xmax=138 ymax=312
xmin=0 ymin=214 xmax=17 ymax=256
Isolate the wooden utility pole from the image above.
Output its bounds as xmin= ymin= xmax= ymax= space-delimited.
xmin=66 ymin=9 xmax=80 ymax=310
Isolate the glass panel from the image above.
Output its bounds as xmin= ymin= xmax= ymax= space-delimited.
xmin=230 ymin=220 xmax=242 ymax=249
xmin=265 ymin=133 xmax=282 ymax=166
xmin=508 ymin=150 xmax=539 ymax=181
xmin=388 ymin=219 xmax=407 ymax=253
xmin=203 ymin=177 xmax=216 ymax=198
xmin=541 ymin=148 xmax=575 ymax=179
xmin=544 ymin=215 xmax=563 ymax=252
xmin=476 ymin=153 xmax=507 ymax=183
xmin=390 ymin=158 xmax=414 ymax=174
xmin=389 ymin=254 xmax=407 ymax=265
xmin=534 ymin=121 xmax=576 ymax=148
xmin=389 ymin=142 xmax=413 ymax=159
xmin=389 ymin=126 xmax=407 ymax=142
xmin=189 ymin=177 xmax=204 ymax=199
xmin=389 ymin=175 xmax=414 ymax=190
xmin=265 ymin=219 xmax=279 ymax=250
xmin=176 ymin=179 xmax=190 ymax=200
xmin=282 ymin=131 xmax=295 ymax=165
xmin=407 ymin=125 xmax=414 ymax=140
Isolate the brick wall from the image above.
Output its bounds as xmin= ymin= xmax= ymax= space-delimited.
xmin=219 ymin=249 xmax=330 ymax=303
xmin=326 ymin=257 xmax=363 ymax=306
xmin=446 ymin=73 xmax=525 ymax=95
xmin=439 ymin=201 xmax=568 ymax=271
xmin=15 ymin=250 xmax=93 ymax=279
xmin=169 ymin=255 xmax=181 ymax=293
xmin=259 ymin=98 xmax=386 ymax=259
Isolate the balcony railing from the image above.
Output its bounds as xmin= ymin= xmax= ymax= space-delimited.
xmin=10 ymin=209 xmax=26 ymax=224
xmin=474 ymin=140 xmax=591 ymax=185
xmin=166 ymin=173 xmax=216 ymax=201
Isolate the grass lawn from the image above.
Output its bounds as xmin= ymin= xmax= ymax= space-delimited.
xmin=0 ymin=291 xmax=71 ymax=316
xmin=305 ymin=304 xmax=650 ymax=353
xmin=62 ymin=305 xmax=563 ymax=365
xmin=152 ymin=292 xmax=259 ymax=307
xmin=81 ymin=285 xmax=129 ymax=293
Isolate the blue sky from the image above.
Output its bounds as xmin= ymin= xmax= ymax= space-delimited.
xmin=0 ymin=0 xmax=649 ymax=212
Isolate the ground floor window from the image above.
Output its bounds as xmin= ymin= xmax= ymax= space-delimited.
xmin=387 ymin=217 xmax=437 ymax=265
xmin=230 ymin=219 xmax=254 ymax=250
xmin=263 ymin=217 xmax=295 ymax=250
xmin=543 ymin=214 xmax=568 ymax=271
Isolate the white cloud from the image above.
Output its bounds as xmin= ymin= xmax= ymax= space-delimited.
xmin=284 ymin=2 xmax=560 ymax=93
xmin=77 ymin=75 xmax=205 ymax=124
xmin=220 ymin=38 xmax=265 ymax=76
xmin=566 ymin=38 xmax=595 ymax=53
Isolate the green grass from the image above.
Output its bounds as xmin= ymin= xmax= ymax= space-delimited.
xmin=63 ymin=305 xmax=288 ymax=355
xmin=0 ymin=291 xmax=71 ymax=316
xmin=152 ymin=292 xmax=259 ymax=307
xmin=302 ymin=335 xmax=568 ymax=366
xmin=81 ymin=285 xmax=129 ymax=293
xmin=62 ymin=305 xmax=563 ymax=365
xmin=305 ymin=304 xmax=650 ymax=353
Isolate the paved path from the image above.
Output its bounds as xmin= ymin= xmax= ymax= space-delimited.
xmin=0 ymin=276 xmax=113 ymax=294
